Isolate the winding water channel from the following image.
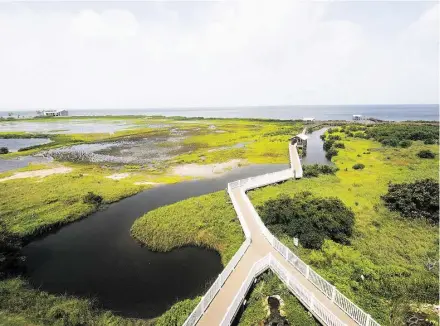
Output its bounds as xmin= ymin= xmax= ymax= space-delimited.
xmin=23 ymin=129 xmax=328 ymax=320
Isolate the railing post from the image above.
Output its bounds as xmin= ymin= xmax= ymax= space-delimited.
xmin=305 ymin=265 xmax=310 ymax=279
xmin=200 ymin=297 xmax=205 ymax=313
xmin=331 ymin=285 xmax=336 ymax=302
xmin=366 ymin=314 xmax=371 ymax=326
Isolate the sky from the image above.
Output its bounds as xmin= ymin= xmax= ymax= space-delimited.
xmin=0 ymin=1 xmax=438 ymax=109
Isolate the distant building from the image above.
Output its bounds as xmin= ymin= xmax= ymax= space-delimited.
xmin=352 ymin=115 xmax=363 ymax=121
xmin=36 ymin=109 xmax=68 ymax=117
xmin=290 ymin=133 xmax=308 ymax=148
xmin=302 ymin=117 xmax=315 ymax=123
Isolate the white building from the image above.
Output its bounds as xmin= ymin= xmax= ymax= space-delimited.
xmin=36 ymin=110 xmax=68 ymax=117
xmin=290 ymin=133 xmax=308 ymax=148
xmin=302 ymin=117 xmax=315 ymax=123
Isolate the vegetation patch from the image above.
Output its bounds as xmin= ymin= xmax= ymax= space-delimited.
xmin=249 ymin=131 xmax=439 ymax=324
xmin=153 ymin=297 xmax=200 ymax=326
xmin=236 ymin=271 xmax=319 ymax=326
xmin=0 ymin=147 xmax=8 ymax=154
xmin=257 ymin=192 xmax=354 ymax=249
xmin=0 ymin=164 xmax=148 ymax=238
xmin=0 ymin=278 xmax=150 ymax=326
xmin=303 ymin=164 xmax=338 ymax=178
xmin=364 ymin=123 xmax=439 ymax=147
xmin=352 ymin=163 xmax=365 ymax=170
xmin=382 ymin=179 xmax=439 ymax=223
xmin=417 ymin=150 xmax=435 ymax=159
xmin=131 ymin=191 xmax=244 ymax=265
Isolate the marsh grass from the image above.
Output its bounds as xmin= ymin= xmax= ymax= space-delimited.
xmin=249 ymin=133 xmax=439 ymax=324
xmin=0 ymin=278 xmax=151 ymax=326
xmin=131 ymin=191 xmax=244 ymax=265
xmin=0 ymin=165 xmax=145 ymax=238
xmin=236 ymin=271 xmax=319 ymax=326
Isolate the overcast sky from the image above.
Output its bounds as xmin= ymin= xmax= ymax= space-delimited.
xmin=0 ymin=1 xmax=438 ymax=109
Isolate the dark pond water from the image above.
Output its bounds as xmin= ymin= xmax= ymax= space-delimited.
xmin=301 ymin=128 xmax=333 ymax=166
xmin=23 ymin=164 xmax=288 ymax=319
xmin=0 ymin=138 xmax=52 ymax=152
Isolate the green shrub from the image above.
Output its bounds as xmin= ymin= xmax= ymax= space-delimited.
xmin=352 ymin=163 xmax=365 ymax=170
xmin=83 ymin=192 xmax=103 ymax=206
xmin=366 ymin=124 xmax=439 ymax=145
xmin=417 ymin=150 xmax=435 ymax=159
xmin=424 ymin=139 xmax=436 ymax=145
xmin=258 ymin=193 xmax=355 ymax=249
xmin=323 ymin=139 xmax=335 ymax=151
xmin=320 ymin=134 xmax=326 ymax=141
xmin=303 ymin=164 xmax=338 ymax=178
xmin=154 ymin=297 xmax=200 ymax=326
xmin=0 ymin=147 xmax=9 ymax=154
xmin=328 ymin=135 xmax=341 ymax=141
xmin=0 ymin=222 xmax=23 ymax=279
xmin=381 ymin=179 xmax=439 ymax=223
xmin=381 ymin=138 xmax=399 ymax=147
xmin=325 ymin=148 xmax=338 ymax=160
xmin=333 ymin=142 xmax=345 ymax=149
xmin=398 ymin=140 xmax=412 ymax=148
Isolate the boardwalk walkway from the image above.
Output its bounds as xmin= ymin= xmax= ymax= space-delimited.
xmin=183 ymin=135 xmax=378 ymax=326
xmin=197 ymin=185 xmax=356 ymax=325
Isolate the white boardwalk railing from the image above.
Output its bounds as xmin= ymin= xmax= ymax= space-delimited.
xmin=182 ymin=136 xmax=380 ymax=326
xmin=219 ymin=254 xmax=347 ymax=326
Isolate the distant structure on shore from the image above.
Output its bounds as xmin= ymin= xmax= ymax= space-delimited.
xmin=302 ymin=117 xmax=315 ymax=123
xmin=36 ymin=109 xmax=68 ymax=117
xmin=352 ymin=114 xmax=364 ymax=121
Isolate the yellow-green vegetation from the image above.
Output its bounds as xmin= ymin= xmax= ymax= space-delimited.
xmin=1 ymin=117 xmax=303 ymax=165
xmin=249 ymin=127 xmax=439 ymax=325
xmin=0 ymin=117 xmax=304 ymax=241
xmin=131 ymin=191 xmax=244 ymax=265
xmin=237 ymin=271 xmax=319 ymax=326
xmin=0 ymin=278 xmax=151 ymax=326
xmin=153 ymin=297 xmax=200 ymax=326
xmin=172 ymin=119 xmax=303 ymax=164
xmin=0 ymin=162 xmax=183 ymax=238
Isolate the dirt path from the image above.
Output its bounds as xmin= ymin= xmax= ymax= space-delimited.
xmin=0 ymin=167 xmax=73 ymax=182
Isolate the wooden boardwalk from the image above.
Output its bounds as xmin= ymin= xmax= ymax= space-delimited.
xmin=197 ymin=185 xmax=357 ymax=325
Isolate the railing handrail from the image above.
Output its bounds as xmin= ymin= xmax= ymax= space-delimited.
xmin=233 ymin=171 xmax=380 ymax=326
xmin=220 ymin=254 xmax=347 ymax=326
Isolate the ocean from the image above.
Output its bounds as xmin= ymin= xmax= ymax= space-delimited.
xmin=1 ymin=104 xmax=438 ymax=121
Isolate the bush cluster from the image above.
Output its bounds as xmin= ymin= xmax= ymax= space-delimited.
xmin=0 ymin=147 xmax=9 ymax=154
xmin=333 ymin=142 xmax=345 ymax=149
xmin=0 ymin=222 xmax=24 ymax=278
xmin=325 ymin=148 xmax=338 ymax=160
xmin=417 ymin=150 xmax=435 ymax=159
xmin=381 ymin=179 xmax=439 ymax=223
xmin=352 ymin=163 xmax=365 ymax=170
xmin=303 ymin=164 xmax=338 ymax=178
xmin=258 ymin=192 xmax=355 ymax=249
xmin=365 ymin=124 xmax=439 ymax=147
xmin=83 ymin=192 xmax=103 ymax=206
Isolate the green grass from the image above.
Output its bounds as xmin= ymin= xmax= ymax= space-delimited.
xmin=249 ymin=133 xmax=439 ymax=325
xmin=0 ymin=164 xmax=148 ymax=238
xmin=237 ymin=271 xmax=319 ymax=326
xmin=0 ymin=278 xmax=151 ymax=326
xmin=153 ymin=297 xmax=200 ymax=326
xmin=131 ymin=191 xmax=244 ymax=265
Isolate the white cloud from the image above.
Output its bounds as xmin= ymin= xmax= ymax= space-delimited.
xmin=71 ymin=9 xmax=139 ymax=39
xmin=0 ymin=1 xmax=437 ymax=109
